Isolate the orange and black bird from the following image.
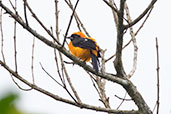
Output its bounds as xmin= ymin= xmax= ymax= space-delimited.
xmin=67 ymin=32 xmax=101 ymax=72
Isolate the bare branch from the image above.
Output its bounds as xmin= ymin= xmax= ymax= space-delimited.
xmin=54 ymin=48 xmax=65 ymax=84
xmin=10 ymin=74 xmax=32 ymax=91
xmin=8 ymin=0 xmax=15 ymax=10
xmin=39 ymin=62 xmax=63 ymax=88
xmin=40 ymin=62 xmax=79 ymax=103
xmin=109 ymin=0 xmax=119 ymax=26
xmin=64 ymin=64 xmax=82 ymax=103
xmin=115 ymin=94 xmax=132 ymax=101
xmin=31 ymin=37 xmax=35 ymax=84
xmin=124 ymin=3 xmax=138 ymax=79
xmin=116 ymin=92 xmax=128 ymax=109
xmin=135 ymin=6 xmax=154 ymax=36
xmin=13 ymin=0 xmax=17 ymax=73
xmin=96 ymin=49 xmax=110 ymax=108
xmin=65 ymin=0 xmax=81 ymax=32
xmin=62 ymin=0 xmax=80 ymax=47
xmin=0 ymin=8 xmax=5 ymax=63
xmin=155 ymin=37 xmax=160 ymax=114
xmin=103 ymin=0 xmax=118 ymax=13
xmin=55 ymin=0 xmax=81 ymax=103
xmin=22 ymin=0 xmax=60 ymax=44
xmin=0 ymin=60 xmax=139 ymax=114
xmin=23 ymin=0 xmax=28 ymax=26
xmin=113 ymin=0 xmax=126 ymax=78
xmin=65 ymin=0 xmax=90 ymax=37
xmin=54 ymin=0 xmax=65 ymax=85
xmin=105 ymin=5 xmax=153 ymax=63
xmin=124 ymin=0 xmax=157 ymax=29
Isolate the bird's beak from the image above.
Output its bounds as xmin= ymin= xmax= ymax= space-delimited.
xmin=66 ymin=36 xmax=73 ymax=40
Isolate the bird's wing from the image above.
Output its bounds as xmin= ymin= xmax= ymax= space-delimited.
xmin=72 ymin=37 xmax=97 ymax=50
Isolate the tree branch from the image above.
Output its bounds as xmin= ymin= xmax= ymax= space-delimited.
xmin=105 ymin=5 xmax=153 ymax=63
xmin=0 ymin=8 xmax=5 ymax=63
xmin=125 ymin=3 xmax=138 ymax=79
xmin=0 ymin=60 xmax=138 ymax=114
xmin=103 ymin=0 xmax=118 ymax=13
xmin=55 ymin=0 xmax=81 ymax=103
xmin=114 ymin=0 xmax=126 ymax=77
xmin=65 ymin=0 xmax=90 ymax=37
xmin=155 ymin=37 xmax=160 ymax=114
xmin=62 ymin=0 xmax=80 ymax=47
xmin=124 ymin=0 xmax=157 ymax=29
xmin=22 ymin=0 xmax=60 ymax=44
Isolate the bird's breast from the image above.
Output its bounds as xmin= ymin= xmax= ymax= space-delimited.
xmin=68 ymin=42 xmax=91 ymax=62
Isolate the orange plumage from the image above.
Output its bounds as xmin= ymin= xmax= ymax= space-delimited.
xmin=67 ymin=32 xmax=100 ymax=72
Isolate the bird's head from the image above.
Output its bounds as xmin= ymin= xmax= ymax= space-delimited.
xmin=67 ymin=32 xmax=86 ymax=41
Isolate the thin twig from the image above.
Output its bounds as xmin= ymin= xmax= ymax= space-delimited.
xmin=31 ymin=37 xmax=35 ymax=84
xmin=87 ymin=71 xmax=100 ymax=94
xmin=39 ymin=62 xmax=63 ymax=87
xmin=63 ymin=62 xmax=82 ymax=103
xmin=105 ymin=6 xmax=153 ymax=63
xmin=0 ymin=8 xmax=5 ymax=63
xmin=59 ymin=50 xmax=81 ymax=103
xmin=22 ymin=0 xmax=60 ymax=44
xmin=88 ymin=49 xmax=110 ymax=109
xmin=54 ymin=45 xmax=65 ymax=84
xmin=13 ymin=0 xmax=17 ymax=73
xmin=135 ymin=6 xmax=154 ymax=36
xmin=54 ymin=47 xmax=66 ymax=84
xmin=10 ymin=0 xmax=32 ymax=90
xmin=115 ymin=94 xmax=132 ymax=101
xmin=155 ymin=37 xmax=160 ymax=114
xmin=113 ymin=0 xmax=127 ymax=78
xmin=103 ymin=0 xmax=118 ymax=13
xmin=23 ymin=0 xmax=28 ymax=26
xmin=65 ymin=0 xmax=81 ymax=32
xmin=125 ymin=3 xmax=138 ymax=79
xmin=124 ymin=0 xmax=157 ymax=29
xmin=54 ymin=0 xmax=65 ymax=85
xmin=109 ymin=0 xmax=119 ymax=27
xmin=65 ymin=0 xmax=90 ymax=37
xmin=101 ymin=49 xmax=106 ymax=74
xmin=10 ymin=74 xmax=32 ymax=91
xmin=62 ymin=0 xmax=80 ymax=47
xmin=99 ymin=49 xmax=110 ymax=108
xmin=116 ymin=92 xmax=127 ymax=109
xmin=55 ymin=0 xmax=81 ymax=103
xmin=40 ymin=62 xmax=78 ymax=103
xmin=8 ymin=0 xmax=15 ymax=10
xmin=153 ymin=103 xmax=157 ymax=112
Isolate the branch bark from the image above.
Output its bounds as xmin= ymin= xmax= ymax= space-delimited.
xmin=114 ymin=0 xmax=126 ymax=77
xmin=125 ymin=3 xmax=138 ymax=79
xmin=155 ymin=37 xmax=160 ymax=114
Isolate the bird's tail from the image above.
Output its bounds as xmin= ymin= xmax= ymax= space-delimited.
xmin=90 ymin=51 xmax=100 ymax=73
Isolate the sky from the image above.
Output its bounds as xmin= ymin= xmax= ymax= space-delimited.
xmin=0 ymin=0 xmax=171 ymax=114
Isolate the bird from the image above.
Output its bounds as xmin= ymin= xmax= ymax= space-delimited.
xmin=67 ymin=31 xmax=101 ymax=72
